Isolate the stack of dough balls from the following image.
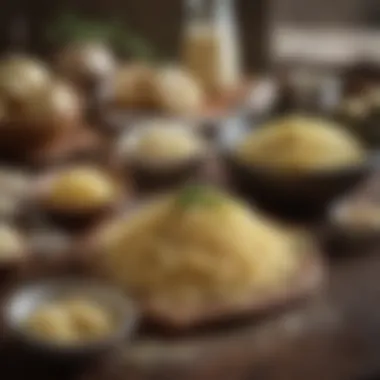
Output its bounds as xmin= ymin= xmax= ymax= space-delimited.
xmin=111 ymin=63 xmax=204 ymax=116
xmin=0 ymin=55 xmax=83 ymax=150
xmin=98 ymin=187 xmax=302 ymax=308
xmin=25 ymin=297 xmax=115 ymax=344
xmin=236 ymin=116 xmax=366 ymax=173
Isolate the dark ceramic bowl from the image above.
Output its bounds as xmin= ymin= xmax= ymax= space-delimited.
xmin=221 ymin=127 xmax=377 ymax=218
xmin=33 ymin=168 xmax=126 ymax=232
xmin=4 ymin=278 xmax=138 ymax=365
xmin=115 ymin=123 xmax=209 ymax=192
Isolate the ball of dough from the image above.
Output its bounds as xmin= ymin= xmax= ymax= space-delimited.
xmin=14 ymin=80 xmax=82 ymax=133
xmin=45 ymin=167 xmax=118 ymax=211
xmin=0 ymin=56 xmax=51 ymax=103
xmin=57 ymin=42 xmax=115 ymax=85
xmin=152 ymin=66 xmax=204 ymax=115
xmin=112 ymin=63 xmax=157 ymax=109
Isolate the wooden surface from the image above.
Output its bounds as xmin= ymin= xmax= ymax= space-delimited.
xmin=0 ymin=170 xmax=380 ymax=380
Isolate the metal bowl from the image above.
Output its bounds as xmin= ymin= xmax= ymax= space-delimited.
xmin=3 ymin=278 xmax=138 ymax=363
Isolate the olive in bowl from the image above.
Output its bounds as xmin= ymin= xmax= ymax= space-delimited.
xmin=35 ymin=166 xmax=124 ymax=231
xmin=222 ymin=115 xmax=375 ymax=218
xmin=116 ymin=120 xmax=209 ymax=191
xmin=4 ymin=279 xmax=138 ymax=365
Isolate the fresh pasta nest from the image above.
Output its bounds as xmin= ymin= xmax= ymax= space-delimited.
xmin=236 ymin=116 xmax=366 ymax=173
xmin=97 ymin=186 xmax=304 ymax=308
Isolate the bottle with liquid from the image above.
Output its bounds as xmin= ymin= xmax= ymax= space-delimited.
xmin=181 ymin=0 xmax=241 ymax=95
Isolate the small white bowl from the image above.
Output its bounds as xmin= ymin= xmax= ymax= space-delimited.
xmin=4 ymin=278 xmax=139 ymax=362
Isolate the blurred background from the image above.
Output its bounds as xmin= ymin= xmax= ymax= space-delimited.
xmin=0 ymin=0 xmax=379 ymax=71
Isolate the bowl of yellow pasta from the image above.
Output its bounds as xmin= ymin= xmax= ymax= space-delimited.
xmin=4 ymin=279 xmax=138 ymax=362
xmin=223 ymin=115 xmax=376 ymax=216
xmin=115 ymin=119 xmax=209 ymax=191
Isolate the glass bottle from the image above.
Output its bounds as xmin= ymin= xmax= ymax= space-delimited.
xmin=181 ymin=0 xmax=242 ymax=95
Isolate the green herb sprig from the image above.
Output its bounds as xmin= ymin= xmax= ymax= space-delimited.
xmin=177 ymin=185 xmax=225 ymax=209
xmin=47 ymin=12 xmax=157 ymax=60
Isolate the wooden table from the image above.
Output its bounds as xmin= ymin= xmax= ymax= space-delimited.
xmin=1 ymin=175 xmax=380 ymax=380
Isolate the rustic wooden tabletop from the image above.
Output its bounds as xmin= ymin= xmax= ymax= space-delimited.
xmin=0 ymin=168 xmax=379 ymax=380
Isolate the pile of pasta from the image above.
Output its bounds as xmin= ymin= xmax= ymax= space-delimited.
xmin=98 ymin=188 xmax=303 ymax=308
xmin=236 ymin=116 xmax=366 ymax=173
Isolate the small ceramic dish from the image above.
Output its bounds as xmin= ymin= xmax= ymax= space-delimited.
xmin=332 ymin=93 xmax=380 ymax=149
xmin=221 ymin=125 xmax=377 ymax=218
xmin=115 ymin=120 xmax=210 ymax=191
xmin=323 ymin=196 xmax=380 ymax=254
xmin=33 ymin=166 xmax=126 ymax=231
xmin=4 ymin=279 xmax=138 ymax=363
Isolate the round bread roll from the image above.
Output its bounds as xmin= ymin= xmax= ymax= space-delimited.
xmin=111 ymin=63 xmax=157 ymax=109
xmin=11 ymin=80 xmax=83 ymax=138
xmin=57 ymin=42 xmax=115 ymax=86
xmin=0 ymin=55 xmax=51 ymax=104
xmin=152 ymin=66 xmax=204 ymax=115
